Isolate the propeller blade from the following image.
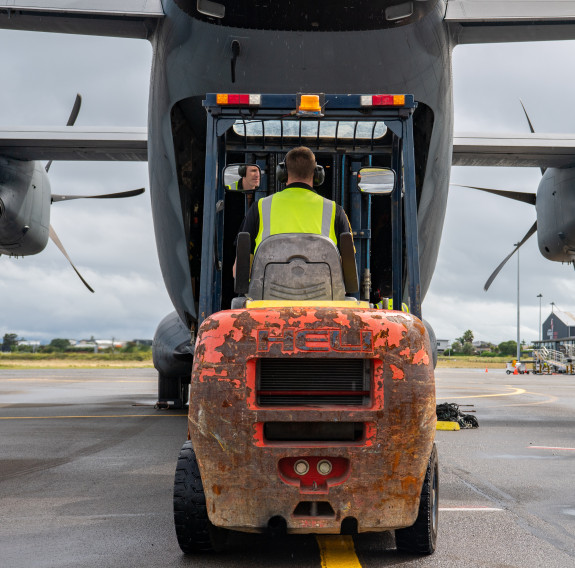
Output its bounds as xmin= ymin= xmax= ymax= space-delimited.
xmin=46 ymin=94 xmax=83 ymax=173
xmin=51 ymin=188 xmax=145 ymax=203
xmin=49 ymin=225 xmax=94 ymax=293
xmin=452 ymin=184 xmax=536 ymax=206
xmin=520 ymin=99 xmax=545 ymax=176
xmin=484 ymin=221 xmax=538 ymax=292
xmin=66 ymin=94 xmax=82 ymax=127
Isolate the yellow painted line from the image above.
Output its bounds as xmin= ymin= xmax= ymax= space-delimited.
xmin=439 ymin=386 xmax=526 ymax=400
xmin=0 ymin=414 xmax=187 ymax=420
xmin=436 ymin=421 xmax=460 ymax=431
xmin=316 ymin=535 xmax=362 ymax=568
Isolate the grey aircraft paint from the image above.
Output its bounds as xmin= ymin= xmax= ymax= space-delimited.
xmin=0 ymin=157 xmax=50 ymax=256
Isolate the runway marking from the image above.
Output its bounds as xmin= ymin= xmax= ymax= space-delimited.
xmin=316 ymin=535 xmax=362 ymax=568
xmin=0 ymin=378 xmax=156 ymax=383
xmin=529 ymin=446 xmax=575 ymax=451
xmin=0 ymin=414 xmax=187 ymax=420
xmin=438 ymin=386 xmax=526 ymax=400
xmin=439 ymin=507 xmax=503 ymax=512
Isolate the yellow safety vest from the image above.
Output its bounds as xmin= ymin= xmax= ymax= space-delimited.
xmin=254 ymin=187 xmax=337 ymax=252
xmin=376 ymin=298 xmax=410 ymax=313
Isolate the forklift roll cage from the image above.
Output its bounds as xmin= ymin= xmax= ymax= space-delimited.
xmin=199 ymin=93 xmax=421 ymax=323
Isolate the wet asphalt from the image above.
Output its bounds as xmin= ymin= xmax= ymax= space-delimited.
xmin=1 ymin=367 xmax=574 ymax=567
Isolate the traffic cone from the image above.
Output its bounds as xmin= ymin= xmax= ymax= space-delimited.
xmin=485 ymin=368 xmax=488 ymax=373
xmin=513 ymin=367 xmax=518 ymax=375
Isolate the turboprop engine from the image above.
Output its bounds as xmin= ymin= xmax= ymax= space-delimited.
xmin=0 ymin=157 xmax=51 ymax=256
xmin=536 ymin=167 xmax=575 ymax=263
xmin=456 ymin=163 xmax=575 ymax=290
xmin=0 ymin=94 xmax=144 ymax=292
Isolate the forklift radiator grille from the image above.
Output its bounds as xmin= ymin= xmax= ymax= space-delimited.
xmin=257 ymin=359 xmax=370 ymax=406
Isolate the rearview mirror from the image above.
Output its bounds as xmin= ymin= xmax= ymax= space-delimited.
xmin=358 ymin=167 xmax=396 ymax=195
xmin=224 ymin=164 xmax=261 ymax=192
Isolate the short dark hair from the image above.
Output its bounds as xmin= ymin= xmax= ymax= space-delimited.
xmin=285 ymin=146 xmax=315 ymax=179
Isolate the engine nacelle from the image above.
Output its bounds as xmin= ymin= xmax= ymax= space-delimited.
xmin=537 ymin=167 xmax=575 ymax=263
xmin=0 ymin=157 xmax=51 ymax=256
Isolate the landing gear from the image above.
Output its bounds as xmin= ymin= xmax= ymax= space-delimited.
xmin=395 ymin=443 xmax=438 ymax=555
xmin=173 ymin=440 xmax=227 ymax=553
xmin=157 ymin=374 xmax=189 ymax=409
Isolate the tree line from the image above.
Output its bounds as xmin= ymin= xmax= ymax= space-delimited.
xmin=444 ymin=330 xmax=528 ymax=357
xmin=1 ymin=334 xmax=151 ymax=354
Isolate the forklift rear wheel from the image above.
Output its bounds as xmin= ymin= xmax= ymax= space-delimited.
xmin=173 ymin=440 xmax=227 ymax=553
xmin=395 ymin=443 xmax=438 ymax=555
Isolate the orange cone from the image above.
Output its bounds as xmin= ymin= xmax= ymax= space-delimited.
xmin=485 ymin=368 xmax=488 ymax=373
xmin=513 ymin=367 xmax=518 ymax=375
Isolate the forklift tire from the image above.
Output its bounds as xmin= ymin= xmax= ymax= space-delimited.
xmin=395 ymin=443 xmax=438 ymax=555
xmin=173 ymin=440 xmax=227 ymax=554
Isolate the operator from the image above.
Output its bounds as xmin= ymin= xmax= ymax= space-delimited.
xmin=227 ymin=164 xmax=260 ymax=191
xmin=236 ymin=146 xmax=352 ymax=257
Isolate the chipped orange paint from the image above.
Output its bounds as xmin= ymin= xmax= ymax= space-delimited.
xmin=389 ymin=364 xmax=405 ymax=380
xmin=399 ymin=348 xmax=410 ymax=357
xmin=383 ymin=320 xmax=407 ymax=347
xmin=412 ymin=349 xmax=430 ymax=366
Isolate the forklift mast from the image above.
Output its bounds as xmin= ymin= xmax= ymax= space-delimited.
xmin=198 ymin=93 xmax=421 ymax=323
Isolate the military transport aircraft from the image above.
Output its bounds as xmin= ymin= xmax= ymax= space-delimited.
xmin=3 ymin=1 xmax=575 ymax=406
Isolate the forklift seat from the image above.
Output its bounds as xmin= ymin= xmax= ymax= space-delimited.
xmin=234 ymin=232 xmax=359 ymax=304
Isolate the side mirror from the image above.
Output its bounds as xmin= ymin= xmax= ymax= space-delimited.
xmin=358 ymin=167 xmax=396 ymax=195
xmin=224 ymin=164 xmax=261 ymax=192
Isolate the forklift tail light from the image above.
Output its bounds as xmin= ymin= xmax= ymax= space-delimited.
xmin=216 ymin=93 xmax=261 ymax=106
xmin=361 ymin=94 xmax=405 ymax=107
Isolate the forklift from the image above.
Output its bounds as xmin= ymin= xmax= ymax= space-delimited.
xmin=173 ymin=93 xmax=438 ymax=555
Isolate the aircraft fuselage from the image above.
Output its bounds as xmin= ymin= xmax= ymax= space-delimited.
xmin=148 ymin=0 xmax=453 ymax=328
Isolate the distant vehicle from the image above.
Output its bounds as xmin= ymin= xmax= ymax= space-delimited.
xmin=506 ymin=361 xmax=528 ymax=375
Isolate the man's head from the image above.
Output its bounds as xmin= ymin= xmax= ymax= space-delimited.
xmin=242 ymin=165 xmax=260 ymax=190
xmin=285 ymin=146 xmax=316 ymax=186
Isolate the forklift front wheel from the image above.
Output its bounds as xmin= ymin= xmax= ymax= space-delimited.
xmin=173 ymin=440 xmax=227 ymax=554
xmin=395 ymin=443 xmax=438 ymax=555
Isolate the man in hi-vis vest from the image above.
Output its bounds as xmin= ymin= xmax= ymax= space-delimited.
xmin=237 ymin=146 xmax=353 ymax=257
xmin=227 ymin=164 xmax=260 ymax=191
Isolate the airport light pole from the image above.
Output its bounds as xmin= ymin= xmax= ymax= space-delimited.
xmin=515 ymin=243 xmax=521 ymax=363
xmin=537 ymin=293 xmax=543 ymax=342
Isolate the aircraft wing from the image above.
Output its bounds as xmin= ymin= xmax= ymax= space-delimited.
xmin=0 ymin=126 xmax=147 ymax=161
xmin=0 ymin=1 xmax=163 ymax=38
xmin=446 ymin=1 xmax=575 ymax=44
xmin=453 ymin=133 xmax=575 ymax=168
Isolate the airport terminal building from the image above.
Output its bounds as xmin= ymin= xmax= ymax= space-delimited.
xmin=533 ymin=309 xmax=575 ymax=352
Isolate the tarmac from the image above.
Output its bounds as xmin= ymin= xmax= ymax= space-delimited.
xmin=1 ymin=367 xmax=575 ymax=567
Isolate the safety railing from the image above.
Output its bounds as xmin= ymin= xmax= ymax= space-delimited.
xmin=533 ymin=348 xmax=567 ymax=370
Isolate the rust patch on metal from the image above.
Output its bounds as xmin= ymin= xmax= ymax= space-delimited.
xmin=189 ymin=306 xmax=435 ymax=533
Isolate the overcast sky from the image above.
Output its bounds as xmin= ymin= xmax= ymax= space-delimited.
xmin=1 ymin=28 xmax=575 ymax=345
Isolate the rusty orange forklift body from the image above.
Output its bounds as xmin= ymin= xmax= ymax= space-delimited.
xmin=174 ymin=93 xmax=438 ymax=555
xmin=188 ymin=303 xmax=435 ymax=533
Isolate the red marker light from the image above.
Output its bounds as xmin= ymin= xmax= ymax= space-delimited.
xmin=361 ymin=94 xmax=405 ymax=107
xmin=216 ymin=93 xmax=261 ymax=106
